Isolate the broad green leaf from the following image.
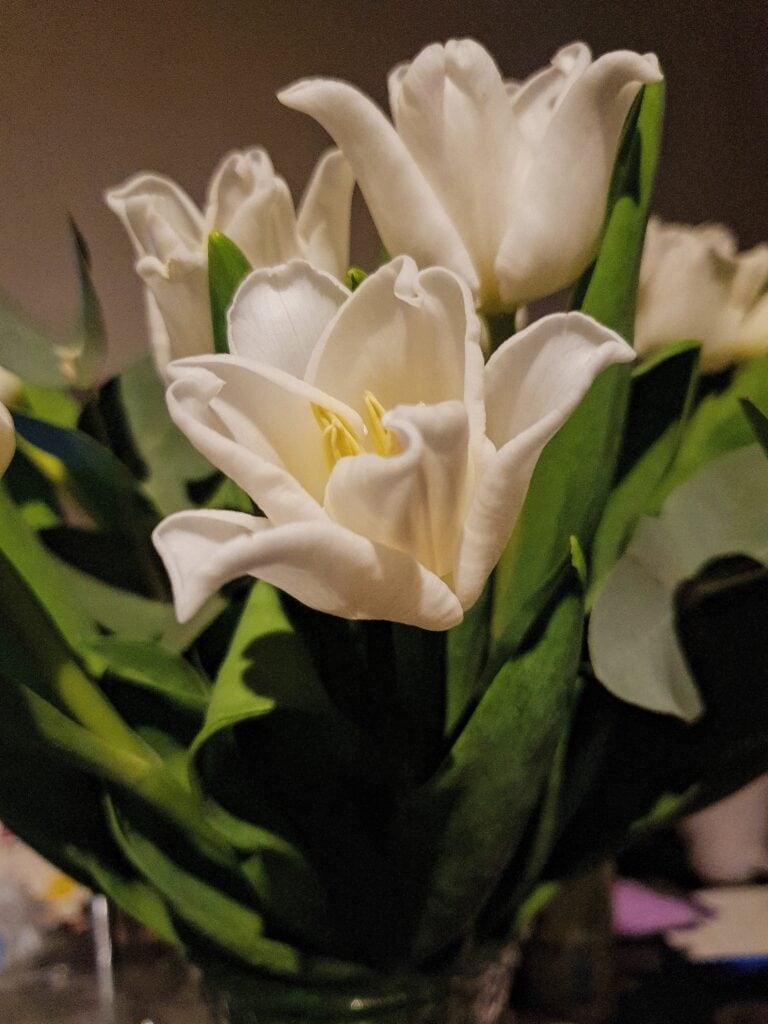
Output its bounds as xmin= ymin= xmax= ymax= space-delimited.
xmin=0 ymin=484 xmax=97 ymax=659
xmin=590 ymin=340 xmax=700 ymax=590
xmin=88 ymin=637 xmax=210 ymax=714
xmin=741 ymin=397 xmax=768 ymax=456
xmin=491 ymin=82 xmax=665 ymax=654
xmin=653 ymin=352 xmax=768 ymax=505
xmin=0 ymin=292 xmax=67 ymax=387
xmin=589 ymin=444 xmax=768 ymax=721
xmin=119 ymin=355 xmax=211 ymax=515
xmin=208 ymin=232 xmax=251 ymax=354
xmin=394 ymin=583 xmax=584 ymax=959
xmin=18 ymin=383 xmax=79 ymax=428
xmin=12 ymin=411 xmax=158 ymax=537
xmin=547 ymin=554 xmax=768 ymax=881
xmin=445 ymin=579 xmax=492 ymax=738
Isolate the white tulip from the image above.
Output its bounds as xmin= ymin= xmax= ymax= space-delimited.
xmin=278 ymin=39 xmax=661 ymax=312
xmin=106 ymin=148 xmax=354 ymax=375
xmin=153 ymin=257 xmax=633 ymax=629
xmin=636 ymin=218 xmax=768 ymax=372
xmin=0 ymin=400 xmax=15 ymax=477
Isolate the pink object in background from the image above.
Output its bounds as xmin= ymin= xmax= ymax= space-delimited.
xmin=613 ymin=878 xmax=706 ymax=937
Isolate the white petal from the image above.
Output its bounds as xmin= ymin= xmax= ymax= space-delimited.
xmin=204 ymin=150 xmax=302 ymax=268
xmin=135 ymin=252 xmax=213 ymax=366
xmin=165 ymin=355 xmax=359 ymax=515
xmin=325 ymin=401 xmax=470 ymax=577
xmin=455 ymin=312 xmax=634 ymax=607
xmin=497 ymin=50 xmax=662 ymax=304
xmin=483 ymin=311 xmax=635 ymax=447
xmin=0 ymin=401 xmax=15 ymax=477
xmin=278 ymin=77 xmax=479 ymax=293
xmin=105 ymin=173 xmax=204 ymax=261
xmin=154 ymin=509 xmax=463 ymax=629
xmin=297 ymin=149 xmax=355 ymax=279
xmin=387 ymin=39 xmax=514 ymax=304
xmin=509 ymin=42 xmax=593 ymax=153
xmin=228 ymin=261 xmax=349 ymax=378
xmin=306 ymin=258 xmax=483 ymax=427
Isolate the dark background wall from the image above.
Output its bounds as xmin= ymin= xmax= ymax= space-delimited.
xmin=1 ymin=0 xmax=766 ymax=373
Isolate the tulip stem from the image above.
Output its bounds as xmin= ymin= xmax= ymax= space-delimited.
xmin=485 ymin=311 xmax=519 ymax=355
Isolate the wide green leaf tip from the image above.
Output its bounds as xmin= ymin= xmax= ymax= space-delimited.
xmin=208 ymin=232 xmax=252 ymax=354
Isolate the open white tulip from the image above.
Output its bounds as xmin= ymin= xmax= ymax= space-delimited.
xmin=278 ymin=39 xmax=661 ymax=312
xmin=106 ymin=148 xmax=354 ymax=375
xmin=0 ymin=400 xmax=15 ymax=477
xmin=636 ymin=218 xmax=768 ymax=372
xmin=154 ymin=256 xmax=633 ymax=629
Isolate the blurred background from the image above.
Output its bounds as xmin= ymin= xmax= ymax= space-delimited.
xmin=1 ymin=0 xmax=767 ymax=375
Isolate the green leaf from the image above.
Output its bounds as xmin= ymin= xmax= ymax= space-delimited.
xmin=741 ymin=397 xmax=768 ymax=456
xmin=589 ymin=443 xmax=768 ymax=721
xmin=445 ymin=578 xmax=492 ymax=738
xmin=88 ymin=637 xmax=210 ymax=714
xmin=67 ymin=217 xmax=107 ymax=386
xmin=119 ymin=355 xmax=212 ymax=515
xmin=208 ymin=232 xmax=251 ymax=354
xmin=654 ymin=352 xmax=768 ymax=505
xmin=590 ymin=340 xmax=700 ymax=590
xmin=344 ymin=267 xmax=367 ymax=291
xmin=0 ymin=292 xmax=67 ymax=387
xmin=394 ymin=582 xmax=584 ymax=959
xmin=491 ymin=82 xmax=665 ymax=656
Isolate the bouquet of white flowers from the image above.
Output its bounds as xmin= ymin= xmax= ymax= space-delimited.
xmin=0 ymin=37 xmax=766 ymax=1024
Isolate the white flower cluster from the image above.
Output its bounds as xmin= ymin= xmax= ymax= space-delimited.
xmin=107 ymin=38 xmax=664 ymax=628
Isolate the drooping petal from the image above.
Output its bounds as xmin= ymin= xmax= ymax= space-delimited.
xmin=105 ymin=173 xmax=204 ymax=261
xmin=228 ymin=261 xmax=349 ymax=378
xmin=154 ymin=509 xmax=463 ymax=629
xmin=306 ymin=257 xmax=483 ymax=425
xmin=135 ymin=252 xmax=213 ymax=366
xmin=483 ymin=311 xmax=635 ymax=447
xmin=297 ymin=149 xmax=355 ymax=279
xmin=497 ymin=50 xmax=662 ymax=304
xmin=387 ymin=40 xmax=515 ymax=304
xmin=165 ymin=355 xmax=360 ymax=515
xmin=0 ymin=401 xmax=15 ymax=476
xmin=455 ymin=312 xmax=634 ymax=607
xmin=325 ymin=401 xmax=470 ymax=577
xmin=278 ymin=77 xmax=479 ymax=293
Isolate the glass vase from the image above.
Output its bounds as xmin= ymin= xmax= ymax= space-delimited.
xmin=204 ymin=942 xmax=519 ymax=1024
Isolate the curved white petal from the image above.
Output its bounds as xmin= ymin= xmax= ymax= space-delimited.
xmin=205 ymin=147 xmax=275 ymax=234
xmin=166 ymin=354 xmax=362 ymax=515
xmin=325 ymin=401 xmax=470 ymax=577
xmin=154 ymin=509 xmax=463 ymax=629
xmin=135 ymin=252 xmax=213 ymax=366
xmin=297 ymin=148 xmax=355 ymax=279
xmin=105 ymin=173 xmax=204 ymax=261
xmin=509 ymin=42 xmax=592 ymax=153
xmin=497 ymin=50 xmax=662 ymax=304
xmin=228 ymin=261 xmax=349 ymax=377
xmin=0 ymin=401 xmax=15 ymax=477
xmin=483 ymin=311 xmax=635 ymax=447
xmin=278 ymin=77 xmax=479 ymax=293
xmin=387 ymin=39 xmax=514 ymax=302
xmin=455 ymin=312 xmax=634 ymax=607
xmin=306 ymin=258 xmax=483 ymax=430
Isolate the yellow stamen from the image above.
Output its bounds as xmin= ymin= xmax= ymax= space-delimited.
xmin=364 ymin=391 xmax=401 ymax=458
xmin=312 ymin=403 xmax=362 ymax=469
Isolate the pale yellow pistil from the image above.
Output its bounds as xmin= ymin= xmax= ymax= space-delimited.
xmin=312 ymin=391 xmax=401 ymax=471
xmin=363 ymin=391 xmax=401 ymax=458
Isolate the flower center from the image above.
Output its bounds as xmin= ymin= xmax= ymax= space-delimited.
xmin=312 ymin=391 xmax=401 ymax=470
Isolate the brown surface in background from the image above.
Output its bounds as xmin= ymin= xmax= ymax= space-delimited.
xmin=1 ymin=0 xmax=766 ymax=375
